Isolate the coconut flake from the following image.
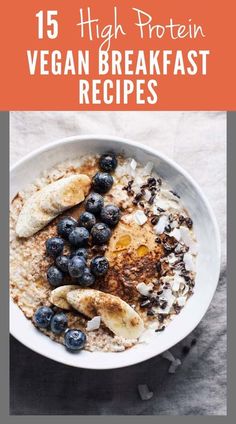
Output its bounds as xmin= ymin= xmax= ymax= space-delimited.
xmin=136 ymin=282 xmax=154 ymax=297
xmin=183 ymin=252 xmax=195 ymax=271
xmin=167 ymin=253 xmax=179 ymax=265
xmin=168 ymin=358 xmax=182 ymax=374
xmin=162 ymin=189 xmax=180 ymax=202
xmin=155 ymin=288 xmax=175 ymax=314
xmin=132 ymin=176 xmax=144 ymax=192
xmin=171 ymin=274 xmax=182 ymax=292
xmin=180 ymin=226 xmax=198 ymax=254
xmin=172 ymin=280 xmax=180 ymax=292
xmin=115 ymin=164 xmax=127 ymax=178
xmin=130 ymin=158 xmax=137 ymax=169
xmin=160 ymin=275 xmax=173 ymax=284
xmin=86 ymin=316 xmax=101 ymax=331
xmin=169 ymin=228 xmax=181 ymax=241
xmin=129 ymin=159 xmax=137 ymax=177
xmin=171 ymin=272 xmax=186 ymax=292
xmin=189 ymin=241 xmax=198 ymax=255
xmin=138 ymin=384 xmax=153 ymax=400
xmin=144 ymin=190 xmax=152 ymax=202
xmin=162 ymin=350 xmax=175 ymax=362
xmin=154 ymin=215 xmax=168 ymax=234
xmin=177 ymin=296 xmax=187 ymax=307
xmin=154 ymin=198 xmax=170 ymax=211
xmin=162 ymin=351 xmax=182 ymax=373
xmin=134 ymin=210 xmax=147 ymax=226
xmin=180 ymin=226 xmax=193 ymax=246
xmin=154 ymin=194 xmax=180 ymax=212
xmin=181 ymin=284 xmax=189 ymax=296
xmin=152 ymin=205 xmax=159 ymax=215
xmin=161 ymin=288 xmax=174 ymax=302
xmin=174 ymin=243 xmax=184 ymax=254
xmin=142 ymin=161 xmax=154 ymax=176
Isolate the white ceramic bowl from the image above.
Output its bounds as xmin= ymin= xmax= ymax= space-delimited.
xmin=10 ymin=136 xmax=221 ymax=369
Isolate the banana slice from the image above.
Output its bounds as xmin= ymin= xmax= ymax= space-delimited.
xmin=49 ymin=285 xmax=79 ymax=310
xmin=16 ymin=192 xmax=54 ymax=238
xmin=16 ymin=174 xmax=91 ymax=238
xmin=40 ymin=174 xmax=90 ymax=215
xmin=67 ymin=289 xmax=144 ymax=339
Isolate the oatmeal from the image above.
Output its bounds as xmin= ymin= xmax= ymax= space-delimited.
xmin=10 ymin=153 xmax=197 ymax=353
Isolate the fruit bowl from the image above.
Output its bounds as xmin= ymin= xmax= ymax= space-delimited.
xmin=10 ymin=135 xmax=221 ymax=369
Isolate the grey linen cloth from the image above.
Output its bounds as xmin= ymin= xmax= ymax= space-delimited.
xmin=10 ymin=111 xmax=226 ymax=415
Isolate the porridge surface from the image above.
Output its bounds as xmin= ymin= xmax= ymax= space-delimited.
xmin=10 ymin=155 xmax=197 ymax=352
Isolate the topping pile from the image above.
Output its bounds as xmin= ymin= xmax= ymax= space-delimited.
xmin=34 ymin=153 xmax=125 ymax=350
xmin=45 ymin=153 xmax=120 ymax=290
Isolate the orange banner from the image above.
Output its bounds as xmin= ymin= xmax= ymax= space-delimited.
xmin=0 ymin=0 xmax=235 ymax=110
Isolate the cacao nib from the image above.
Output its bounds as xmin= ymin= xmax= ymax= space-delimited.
xmin=156 ymin=262 xmax=161 ymax=273
xmin=134 ymin=192 xmax=143 ymax=201
xmin=147 ymin=177 xmax=156 ymax=187
xmin=160 ymin=300 xmax=168 ymax=310
xmin=164 ymin=224 xmax=172 ymax=233
xmin=174 ymin=304 xmax=181 ymax=314
xmin=185 ymin=217 xmax=193 ymax=229
xmin=179 ymin=215 xmax=185 ymax=224
xmin=170 ymin=190 xmax=180 ymax=198
xmin=140 ymin=299 xmax=151 ymax=308
xmin=144 ymin=208 xmax=152 ymax=217
xmin=148 ymin=194 xmax=156 ymax=205
xmin=163 ymin=235 xmax=178 ymax=252
xmin=151 ymin=215 xmax=159 ymax=226
xmin=151 ymin=297 xmax=160 ymax=307
xmin=155 ymin=326 xmax=165 ymax=332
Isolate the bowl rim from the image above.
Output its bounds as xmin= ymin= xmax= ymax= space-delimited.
xmin=10 ymin=134 xmax=221 ymax=369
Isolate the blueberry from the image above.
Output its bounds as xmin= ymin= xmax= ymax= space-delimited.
xmin=68 ymin=256 xmax=85 ymax=278
xmin=55 ymin=255 xmax=70 ymax=273
xmin=47 ymin=266 xmax=64 ymax=287
xmin=91 ymin=223 xmax=111 ymax=245
xmin=79 ymin=267 xmax=95 ymax=287
xmin=50 ymin=312 xmax=67 ymax=334
xmin=85 ymin=192 xmax=104 ymax=215
xmin=57 ymin=217 xmax=77 ymax=239
xmin=99 ymin=153 xmax=118 ymax=172
xmin=100 ymin=204 xmax=121 ymax=227
xmin=90 ymin=256 xmax=109 ymax=276
xmin=92 ymin=172 xmax=113 ymax=193
xmin=78 ymin=211 xmax=96 ymax=230
xmin=46 ymin=237 xmax=64 ymax=257
xmin=64 ymin=329 xmax=86 ymax=352
xmin=71 ymin=248 xmax=88 ymax=261
xmin=68 ymin=227 xmax=90 ymax=247
xmin=34 ymin=306 xmax=54 ymax=328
